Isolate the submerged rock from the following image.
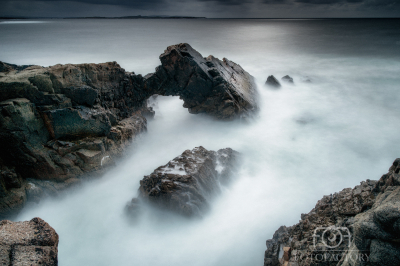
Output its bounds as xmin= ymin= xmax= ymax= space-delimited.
xmin=301 ymin=76 xmax=312 ymax=83
xmin=263 ymin=159 xmax=400 ymax=266
xmin=281 ymin=75 xmax=294 ymax=83
xmin=0 ymin=217 xmax=59 ymax=266
xmin=265 ymin=75 xmax=281 ymax=88
xmin=145 ymin=43 xmax=258 ymax=120
xmin=128 ymin=146 xmax=240 ymax=218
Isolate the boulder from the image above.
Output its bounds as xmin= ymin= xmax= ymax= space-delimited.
xmin=0 ymin=217 xmax=58 ymax=266
xmin=145 ymin=43 xmax=258 ymax=120
xmin=130 ymin=146 xmax=240 ymax=217
xmin=265 ymin=75 xmax=281 ymax=88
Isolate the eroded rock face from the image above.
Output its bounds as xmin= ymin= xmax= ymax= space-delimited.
xmin=263 ymin=159 xmax=400 ymax=266
xmin=0 ymin=62 xmax=149 ymax=218
xmin=145 ymin=43 xmax=258 ymax=120
xmin=128 ymin=146 xmax=240 ymax=218
xmin=0 ymin=217 xmax=59 ymax=266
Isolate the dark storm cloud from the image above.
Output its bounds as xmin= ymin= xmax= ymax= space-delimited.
xmin=195 ymin=0 xmax=252 ymax=5
xmin=261 ymin=0 xmax=290 ymax=4
xmin=196 ymin=0 xmax=288 ymax=5
xmin=363 ymin=0 xmax=400 ymax=8
xmin=0 ymin=0 xmax=399 ymax=17
xmin=295 ymin=0 xmax=361 ymax=4
xmin=0 ymin=0 xmax=167 ymax=9
xmin=295 ymin=0 xmax=399 ymax=8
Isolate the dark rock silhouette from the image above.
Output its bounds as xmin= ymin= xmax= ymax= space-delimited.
xmin=265 ymin=75 xmax=281 ymax=88
xmin=145 ymin=43 xmax=258 ymax=120
xmin=281 ymin=75 xmax=294 ymax=83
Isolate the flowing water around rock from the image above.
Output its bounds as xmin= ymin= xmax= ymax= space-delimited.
xmin=1 ymin=18 xmax=400 ymax=266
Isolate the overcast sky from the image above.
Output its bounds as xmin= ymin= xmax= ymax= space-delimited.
xmin=0 ymin=0 xmax=399 ymax=18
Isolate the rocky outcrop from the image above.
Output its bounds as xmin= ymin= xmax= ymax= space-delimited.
xmin=144 ymin=43 xmax=258 ymax=120
xmin=264 ymin=159 xmax=400 ymax=266
xmin=0 ymin=44 xmax=256 ymax=218
xmin=0 ymin=62 xmax=149 ymax=218
xmin=266 ymin=75 xmax=281 ymax=88
xmin=0 ymin=217 xmax=59 ymax=266
xmin=127 ymin=146 xmax=240 ymax=218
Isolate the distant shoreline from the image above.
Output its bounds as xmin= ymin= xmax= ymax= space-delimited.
xmin=0 ymin=16 xmax=207 ymax=20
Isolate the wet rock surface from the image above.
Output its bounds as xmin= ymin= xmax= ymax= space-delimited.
xmin=264 ymin=159 xmax=400 ymax=266
xmin=128 ymin=146 xmax=240 ymax=218
xmin=0 ymin=217 xmax=59 ymax=266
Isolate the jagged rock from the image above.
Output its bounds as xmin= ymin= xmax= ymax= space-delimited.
xmin=0 ymin=59 xmax=151 ymax=218
xmin=144 ymin=43 xmax=258 ymax=120
xmin=263 ymin=159 xmax=400 ymax=266
xmin=0 ymin=61 xmax=150 ymax=119
xmin=0 ymin=97 xmax=146 ymax=217
xmin=281 ymin=75 xmax=294 ymax=84
xmin=340 ymin=185 xmax=400 ymax=266
xmin=130 ymin=146 xmax=240 ymax=217
xmin=0 ymin=217 xmax=58 ymax=266
xmin=0 ymin=44 xmax=254 ymax=218
xmin=265 ymin=75 xmax=281 ymax=88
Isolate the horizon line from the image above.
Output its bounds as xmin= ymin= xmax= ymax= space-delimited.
xmin=1 ymin=16 xmax=400 ymax=20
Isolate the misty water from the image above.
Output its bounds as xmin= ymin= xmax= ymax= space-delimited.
xmin=1 ymin=19 xmax=400 ymax=265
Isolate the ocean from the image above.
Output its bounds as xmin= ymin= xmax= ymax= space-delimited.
xmin=1 ymin=18 xmax=400 ymax=266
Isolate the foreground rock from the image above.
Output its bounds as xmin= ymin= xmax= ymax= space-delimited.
xmin=265 ymin=75 xmax=281 ymax=88
xmin=264 ymin=159 xmax=400 ymax=266
xmin=0 ymin=217 xmax=58 ymax=265
xmin=127 ymin=146 xmax=239 ymax=218
xmin=145 ymin=43 xmax=258 ymax=120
